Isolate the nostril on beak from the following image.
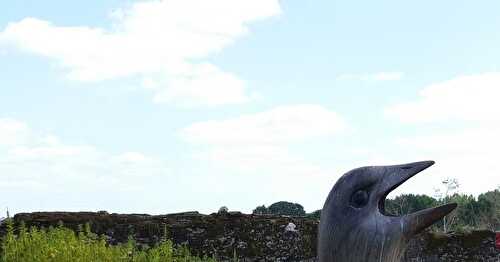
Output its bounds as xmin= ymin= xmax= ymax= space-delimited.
xmin=400 ymin=166 xmax=413 ymax=170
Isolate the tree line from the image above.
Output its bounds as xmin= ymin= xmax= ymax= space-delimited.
xmin=385 ymin=188 xmax=500 ymax=232
xmin=253 ymin=187 xmax=500 ymax=232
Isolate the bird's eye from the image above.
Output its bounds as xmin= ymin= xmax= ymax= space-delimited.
xmin=351 ymin=190 xmax=369 ymax=208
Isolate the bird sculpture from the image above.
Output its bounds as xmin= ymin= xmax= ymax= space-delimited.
xmin=318 ymin=161 xmax=457 ymax=262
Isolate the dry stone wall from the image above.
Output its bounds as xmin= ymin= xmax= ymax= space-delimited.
xmin=2 ymin=211 xmax=499 ymax=261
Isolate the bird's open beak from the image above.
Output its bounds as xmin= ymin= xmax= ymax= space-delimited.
xmin=377 ymin=161 xmax=457 ymax=237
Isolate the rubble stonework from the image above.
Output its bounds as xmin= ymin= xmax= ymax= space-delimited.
xmin=1 ymin=212 xmax=499 ymax=261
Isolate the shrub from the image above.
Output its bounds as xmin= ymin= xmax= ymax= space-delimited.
xmin=0 ymin=219 xmax=217 ymax=262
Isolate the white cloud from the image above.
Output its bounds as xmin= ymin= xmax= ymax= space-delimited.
xmin=151 ymin=63 xmax=249 ymax=107
xmin=0 ymin=118 xmax=170 ymax=194
xmin=182 ymin=104 xmax=347 ymax=146
xmin=180 ymin=112 xmax=344 ymax=213
xmin=386 ymin=72 xmax=500 ymax=123
xmin=181 ymin=104 xmax=347 ymax=174
xmin=392 ymin=128 xmax=500 ymax=196
xmin=0 ymin=118 xmax=31 ymax=146
xmin=0 ymin=116 xmax=343 ymax=215
xmin=337 ymin=72 xmax=404 ymax=81
xmin=0 ymin=0 xmax=281 ymax=107
xmin=383 ymin=73 xmax=500 ymax=196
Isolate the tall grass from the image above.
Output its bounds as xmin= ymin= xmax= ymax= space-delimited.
xmin=1 ymin=219 xmax=218 ymax=262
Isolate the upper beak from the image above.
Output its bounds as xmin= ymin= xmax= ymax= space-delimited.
xmin=377 ymin=161 xmax=457 ymax=237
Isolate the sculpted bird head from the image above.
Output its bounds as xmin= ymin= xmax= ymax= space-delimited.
xmin=318 ymin=161 xmax=457 ymax=262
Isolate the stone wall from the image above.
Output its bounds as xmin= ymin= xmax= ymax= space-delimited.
xmin=2 ymin=211 xmax=499 ymax=261
xmin=404 ymin=230 xmax=499 ymax=262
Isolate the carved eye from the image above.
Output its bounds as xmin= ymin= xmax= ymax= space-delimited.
xmin=351 ymin=190 xmax=369 ymax=208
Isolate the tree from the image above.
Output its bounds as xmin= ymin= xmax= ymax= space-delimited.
xmin=434 ymin=178 xmax=459 ymax=232
xmin=252 ymin=205 xmax=270 ymax=215
xmin=476 ymin=189 xmax=500 ymax=230
xmin=446 ymin=193 xmax=479 ymax=231
xmin=267 ymin=201 xmax=306 ymax=216
xmin=218 ymin=206 xmax=229 ymax=214
xmin=306 ymin=209 xmax=321 ymax=220
xmin=385 ymin=194 xmax=437 ymax=216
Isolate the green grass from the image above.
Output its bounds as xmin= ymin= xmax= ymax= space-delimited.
xmin=1 ymin=219 xmax=218 ymax=262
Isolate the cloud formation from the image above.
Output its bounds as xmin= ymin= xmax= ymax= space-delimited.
xmin=0 ymin=0 xmax=281 ymax=107
xmin=181 ymin=104 xmax=346 ymax=170
xmin=179 ymin=104 xmax=347 ymax=212
xmin=182 ymin=104 xmax=347 ymax=145
xmin=386 ymin=72 xmax=500 ymax=123
xmin=0 ymin=118 xmax=170 ymax=197
xmin=384 ymin=73 xmax=500 ymax=195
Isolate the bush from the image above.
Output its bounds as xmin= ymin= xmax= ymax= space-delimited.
xmin=0 ymin=219 xmax=217 ymax=262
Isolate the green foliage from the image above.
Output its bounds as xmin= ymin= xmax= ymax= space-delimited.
xmin=385 ymin=194 xmax=438 ymax=216
xmin=297 ymin=187 xmax=500 ymax=232
xmin=305 ymin=210 xmax=321 ymax=220
xmin=446 ymin=194 xmax=480 ymax=230
xmin=252 ymin=201 xmax=306 ymax=216
xmin=383 ymin=189 xmax=500 ymax=232
xmin=252 ymin=189 xmax=500 ymax=231
xmin=0 ymin=219 xmax=217 ymax=262
xmin=252 ymin=205 xmax=270 ymax=215
xmin=267 ymin=201 xmax=306 ymax=216
xmin=476 ymin=189 xmax=500 ymax=230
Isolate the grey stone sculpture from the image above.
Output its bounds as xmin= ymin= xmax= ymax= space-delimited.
xmin=318 ymin=161 xmax=457 ymax=262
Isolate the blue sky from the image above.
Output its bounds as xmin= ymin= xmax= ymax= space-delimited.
xmin=1 ymin=0 xmax=500 ymax=215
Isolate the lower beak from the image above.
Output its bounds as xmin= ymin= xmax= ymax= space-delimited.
xmin=402 ymin=203 xmax=457 ymax=237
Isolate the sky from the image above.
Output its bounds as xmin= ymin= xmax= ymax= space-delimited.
xmin=1 ymin=0 xmax=500 ymax=215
